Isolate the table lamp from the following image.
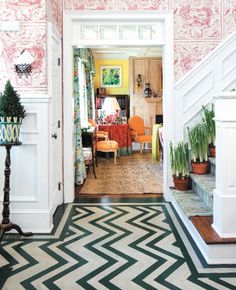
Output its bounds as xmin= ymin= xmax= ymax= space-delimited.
xmin=102 ymin=97 xmax=121 ymax=117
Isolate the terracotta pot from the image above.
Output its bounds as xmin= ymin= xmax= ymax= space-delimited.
xmin=191 ymin=161 xmax=209 ymax=175
xmin=173 ymin=176 xmax=191 ymax=191
xmin=209 ymin=145 xmax=216 ymax=157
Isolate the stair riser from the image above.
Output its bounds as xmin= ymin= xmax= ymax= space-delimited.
xmin=209 ymin=161 xmax=215 ymax=175
xmin=192 ymin=179 xmax=213 ymax=209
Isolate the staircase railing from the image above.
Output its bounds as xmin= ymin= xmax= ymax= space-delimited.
xmin=174 ymin=31 xmax=236 ymax=142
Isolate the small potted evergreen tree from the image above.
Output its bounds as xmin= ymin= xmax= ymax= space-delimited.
xmin=0 ymin=80 xmax=25 ymax=143
xmin=170 ymin=141 xmax=191 ymax=191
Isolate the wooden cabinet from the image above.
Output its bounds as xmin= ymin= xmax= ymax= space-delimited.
xmin=129 ymin=57 xmax=162 ymax=127
xmin=129 ymin=57 xmax=162 ymax=96
xmin=96 ymin=94 xmax=130 ymax=119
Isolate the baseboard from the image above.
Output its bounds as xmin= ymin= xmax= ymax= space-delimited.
xmin=9 ymin=208 xmax=55 ymax=233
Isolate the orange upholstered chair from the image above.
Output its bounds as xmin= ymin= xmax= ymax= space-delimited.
xmin=88 ymin=119 xmax=119 ymax=164
xmin=96 ymin=139 xmax=119 ymax=164
xmin=128 ymin=115 xmax=152 ymax=153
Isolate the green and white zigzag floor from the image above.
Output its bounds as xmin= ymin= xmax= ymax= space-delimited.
xmin=1 ymin=202 xmax=236 ymax=290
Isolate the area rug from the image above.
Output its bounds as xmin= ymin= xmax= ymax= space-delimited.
xmin=79 ymin=152 xmax=163 ymax=194
xmin=1 ymin=202 xmax=236 ymax=290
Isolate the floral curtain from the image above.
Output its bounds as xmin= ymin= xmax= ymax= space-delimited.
xmin=76 ymin=48 xmax=96 ymax=120
xmin=74 ymin=48 xmax=96 ymax=185
xmin=74 ymin=49 xmax=87 ymax=185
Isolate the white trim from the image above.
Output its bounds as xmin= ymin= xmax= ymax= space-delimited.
xmin=214 ymin=91 xmax=236 ymax=99
xmin=47 ymin=22 xmax=64 ymax=210
xmin=63 ymin=11 xmax=174 ymax=203
xmin=20 ymin=94 xmax=51 ymax=103
xmin=8 ymin=208 xmax=55 ymax=233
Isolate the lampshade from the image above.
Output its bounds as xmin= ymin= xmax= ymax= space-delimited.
xmin=102 ymin=97 xmax=121 ymax=116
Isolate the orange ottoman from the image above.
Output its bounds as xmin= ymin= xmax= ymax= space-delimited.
xmin=96 ymin=140 xmax=119 ymax=164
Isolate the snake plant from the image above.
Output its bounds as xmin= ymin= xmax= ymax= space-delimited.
xmin=202 ymin=104 xmax=215 ymax=146
xmin=170 ymin=141 xmax=190 ymax=179
xmin=187 ymin=123 xmax=209 ymax=163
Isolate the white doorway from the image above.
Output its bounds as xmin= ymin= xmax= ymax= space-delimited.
xmin=63 ymin=11 xmax=174 ymax=203
xmin=48 ymin=24 xmax=63 ymax=210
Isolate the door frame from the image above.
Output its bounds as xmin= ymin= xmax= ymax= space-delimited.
xmin=48 ymin=22 xmax=63 ymax=211
xmin=63 ymin=11 xmax=174 ymax=202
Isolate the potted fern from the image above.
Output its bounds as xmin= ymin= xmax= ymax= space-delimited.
xmin=202 ymin=104 xmax=215 ymax=157
xmin=187 ymin=123 xmax=209 ymax=174
xmin=0 ymin=80 xmax=25 ymax=143
xmin=170 ymin=141 xmax=191 ymax=191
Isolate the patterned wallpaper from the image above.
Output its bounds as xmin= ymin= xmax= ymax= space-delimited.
xmin=0 ymin=0 xmax=62 ymax=92
xmin=0 ymin=0 xmax=235 ymax=91
xmin=0 ymin=0 xmax=47 ymax=91
xmin=64 ymin=0 xmax=236 ymax=81
xmin=47 ymin=0 xmax=63 ymax=35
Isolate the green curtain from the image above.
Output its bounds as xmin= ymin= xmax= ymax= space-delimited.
xmin=74 ymin=49 xmax=87 ymax=185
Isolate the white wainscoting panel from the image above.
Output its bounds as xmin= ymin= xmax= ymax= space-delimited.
xmin=10 ymin=144 xmax=38 ymax=202
xmin=175 ymin=31 xmax=236 ymax=142
xmin=0 ymin=95 xmax=52 ymax=232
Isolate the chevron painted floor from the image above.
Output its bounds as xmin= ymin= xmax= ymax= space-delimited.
xmin=1 ymin=201 xmax=236 ymax=289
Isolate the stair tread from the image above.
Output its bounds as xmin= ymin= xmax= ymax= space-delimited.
xmin=190 ymin=173 xmax=215 ymax=197
xmin=172 ymin=189 xmax=213 ymax=217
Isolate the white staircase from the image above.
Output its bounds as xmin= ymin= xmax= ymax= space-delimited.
xmin=172 ymin=32 xmax=236 ymax=264
xmin=174 ymin=31 xmax=236 ymax=142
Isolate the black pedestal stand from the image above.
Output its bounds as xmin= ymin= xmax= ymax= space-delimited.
xmin=0 ymin=142 xmax=33 ymax=242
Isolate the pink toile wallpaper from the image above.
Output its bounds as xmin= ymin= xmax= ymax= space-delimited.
xmin=64 ymin=0 xmax=236 ymax=81
xmin=0 ymin=0 xmax=236 ymax=92
xmin=0 ymin=0 xmax=62 ymax=92
xmin=47 ymin=0 xmax=63 ymax=35
xmin=0 ymin=0 xmax=47 ymax=91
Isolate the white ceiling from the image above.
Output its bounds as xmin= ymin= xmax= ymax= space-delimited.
xmin=91 ymin=47 xmax=162 ymax=59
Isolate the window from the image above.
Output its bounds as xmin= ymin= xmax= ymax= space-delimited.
xmin=78 ymin=58 xmax=88 ymax=128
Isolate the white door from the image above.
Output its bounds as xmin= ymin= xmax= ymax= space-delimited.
xmin=49 ymin=27 xmax=63 ymax=211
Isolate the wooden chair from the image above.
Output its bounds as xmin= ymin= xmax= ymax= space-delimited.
xmin=128 ymin=115 xmax=152 ymax=153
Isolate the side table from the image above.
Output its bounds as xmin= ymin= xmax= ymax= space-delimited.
xmin=0 ymin=142 xmax=33 ymax=241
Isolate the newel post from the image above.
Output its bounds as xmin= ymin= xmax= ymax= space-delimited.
xmin=212 ymin=91 xmax=236 ymax=238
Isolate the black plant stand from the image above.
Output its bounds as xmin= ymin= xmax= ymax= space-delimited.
xmin=0 ymin=142 xmax=33 ymax=241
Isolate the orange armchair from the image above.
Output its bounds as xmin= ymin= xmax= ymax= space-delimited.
xmin=88 ymin=119 xmax=118 ymax=164
xmin=128 ymin=115 xmax=152 ymax=153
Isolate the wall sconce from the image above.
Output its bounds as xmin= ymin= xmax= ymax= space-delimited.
xmin=14 ymin=50 xmax=34 ymax=77
xmin=136 ymin=74 xmax=142 ymax=91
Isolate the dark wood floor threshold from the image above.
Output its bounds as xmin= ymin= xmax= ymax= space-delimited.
xmin=190 ymin=216 xmax=236 ymax=244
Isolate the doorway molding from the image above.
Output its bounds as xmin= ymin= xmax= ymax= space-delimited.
xmin=63 ymin=11 xmax=174 ymax=202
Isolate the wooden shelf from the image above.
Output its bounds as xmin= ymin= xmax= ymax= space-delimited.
xmin=144 ymin=97 xmax=162 ymax=103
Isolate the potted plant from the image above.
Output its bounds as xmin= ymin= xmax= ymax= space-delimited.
xmin=202 ymin=104 xmax=215 ymax=157
xmin=0 ymin=80 xmax=25 ymax=143
xmin=170 ymin=141 xmax=191 ymax=191
xmin=187 ymin=123 xmax=209 ymax=175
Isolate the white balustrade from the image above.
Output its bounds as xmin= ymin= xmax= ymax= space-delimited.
xmin=212 ymin=91 xmax=236 ymax=238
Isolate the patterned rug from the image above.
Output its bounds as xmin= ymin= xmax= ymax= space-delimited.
xmin=80 ymin=152 xmax=163 ymax=194
xmin=1 ymin=202 xmax=236 ymax=289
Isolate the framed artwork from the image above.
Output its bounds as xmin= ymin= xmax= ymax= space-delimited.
xmin=100 ymin=65 xmax=122 ymax=87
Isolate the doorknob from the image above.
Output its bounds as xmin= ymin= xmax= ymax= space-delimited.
xmin=51 ymin=133 xmax=57 ymax=139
